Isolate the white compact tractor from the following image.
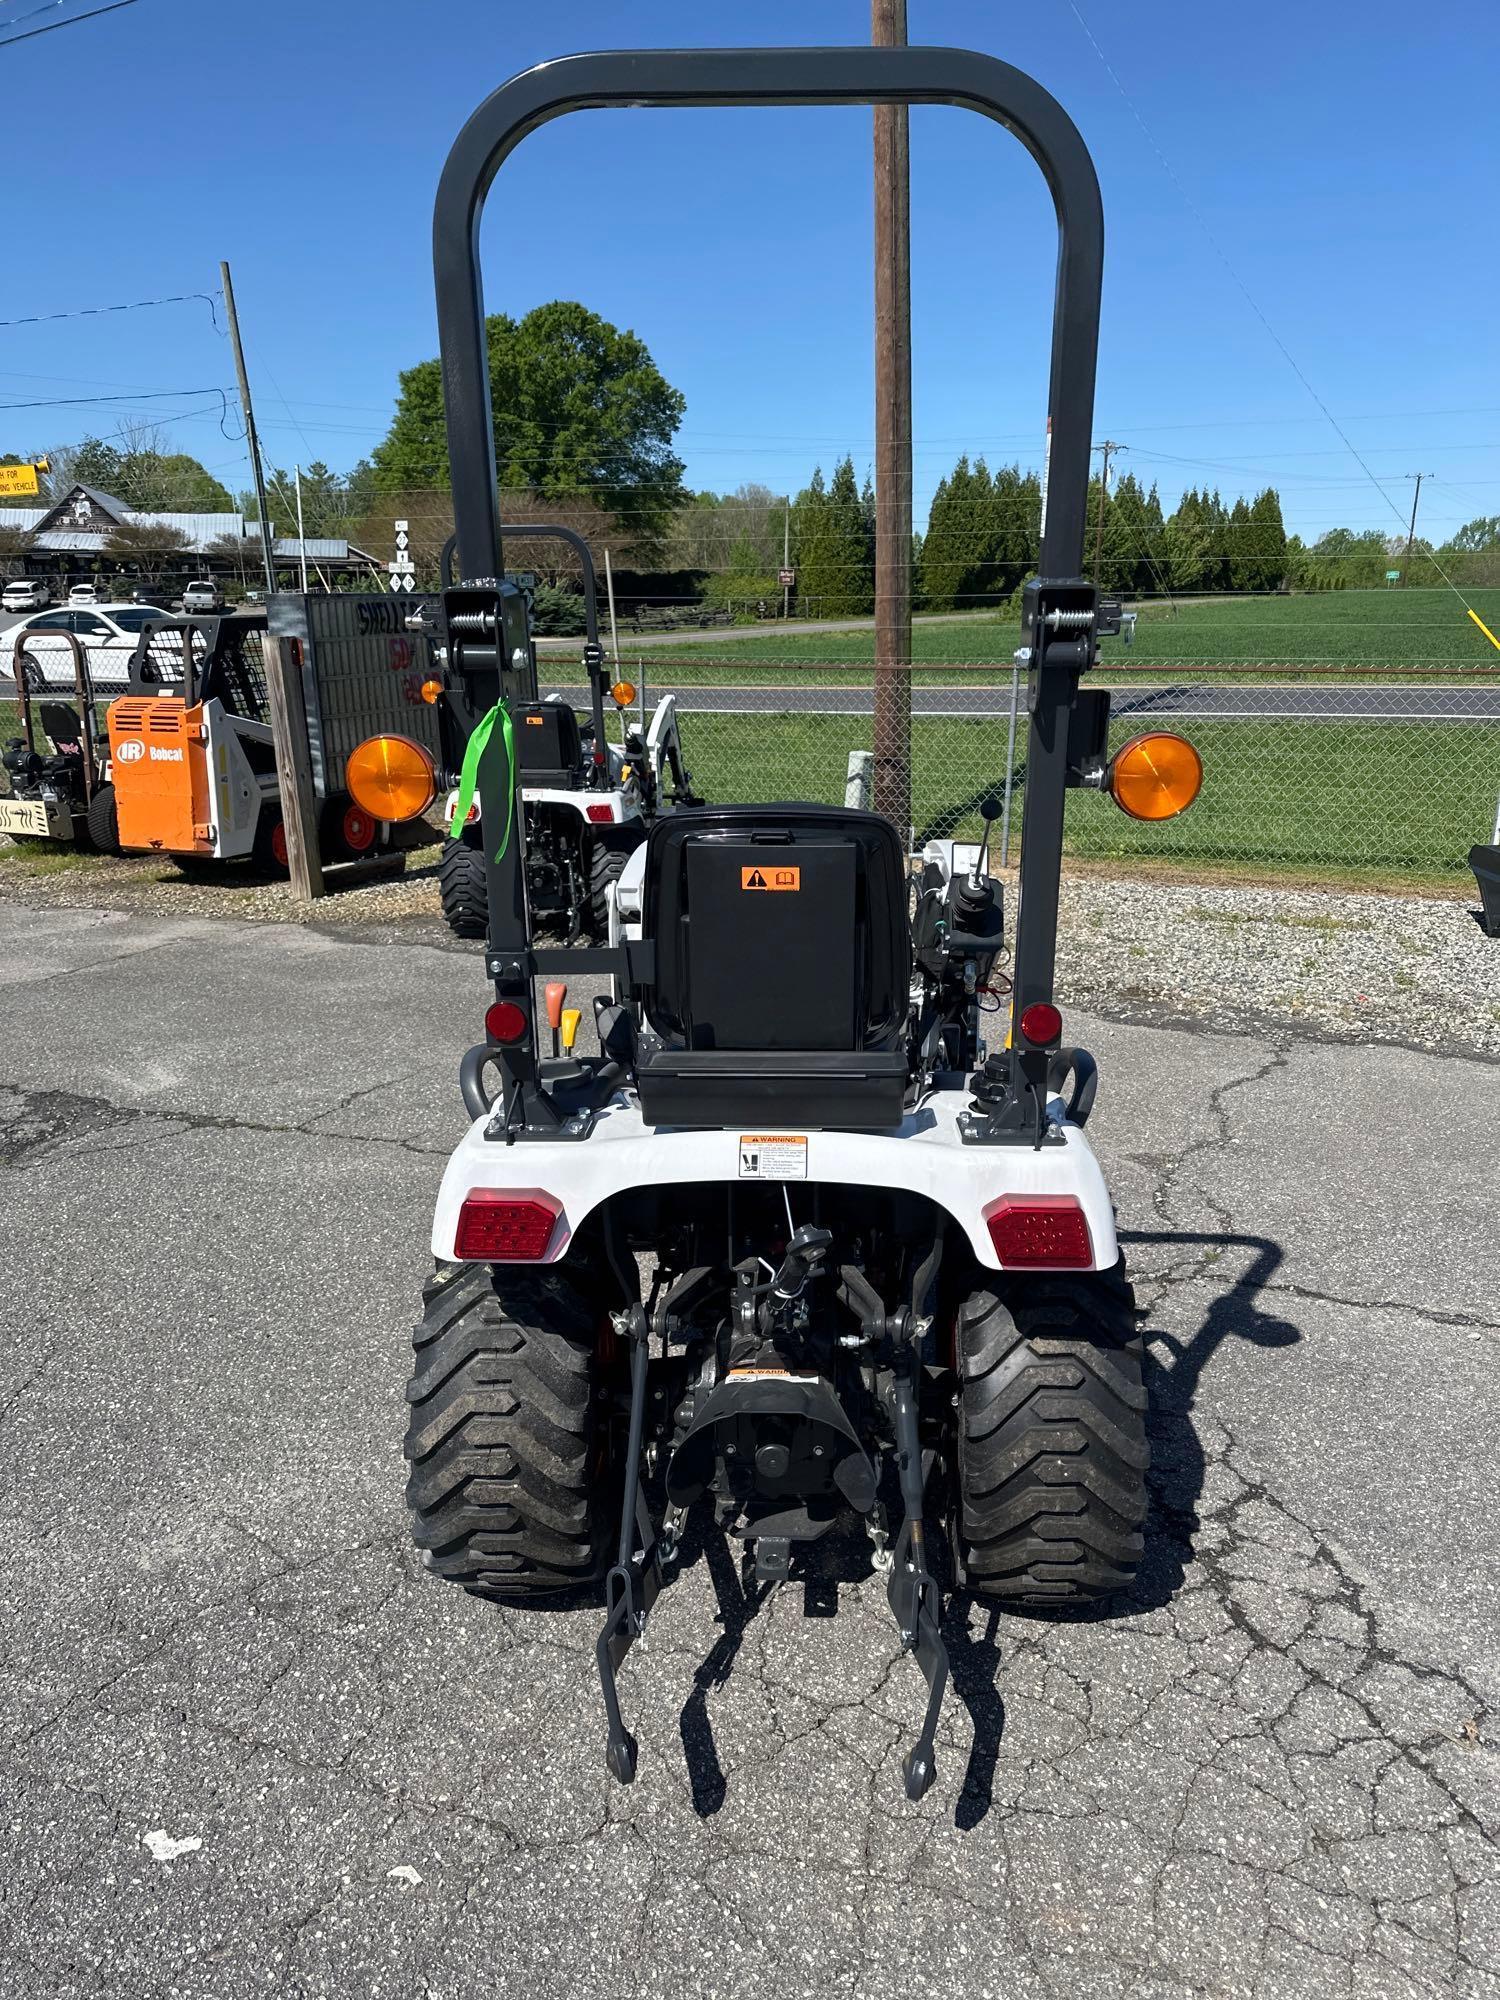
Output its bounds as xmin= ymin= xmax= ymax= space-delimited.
xmin=426 ymin=527 xmax=700 ymax=941
xmin=344 ymin=44 xmax=1206 ymax=1800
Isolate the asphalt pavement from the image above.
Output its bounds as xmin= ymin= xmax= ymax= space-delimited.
xmin=2 ymin=902 xmax=1498 ymax=1998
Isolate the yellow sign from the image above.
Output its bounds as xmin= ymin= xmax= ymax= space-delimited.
xmin=0 ymin=463 xmax=40 ymax=497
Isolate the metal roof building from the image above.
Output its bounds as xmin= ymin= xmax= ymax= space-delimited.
xmin=0 ymin=483 xmax=377 ymax=580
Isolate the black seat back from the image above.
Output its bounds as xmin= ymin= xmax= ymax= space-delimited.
xmin=642 ymin=805 xmax=910 ymax=1054
xmin=514 ymin=701 xmax=583 ymax=786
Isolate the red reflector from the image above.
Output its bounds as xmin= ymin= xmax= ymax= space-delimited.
xmin=984 ymin=1195 xmax=1093 ymax=1269
xmin=592 ymin=747 xmax=607 ymax=767
xmin=585 ymin=803 xmax=614 ymax=823
xmin=485 ymin=1000 xmax=528 ymax=1044
xmin=454 ymin=1191 xmax=559 ymax=1261
xmin=1019 ymin=1002 xmax=1063 ymax=1047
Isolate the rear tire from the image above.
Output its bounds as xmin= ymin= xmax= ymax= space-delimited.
xmin=85 ymin=782 xmax=120 ymax=855
xmin=404 ymin=1263 xmax=615 ymax=1599
xmin=588 ymin=838 xmax=632 ymax=939
xmin=252 ymin=806 xmax=287 ymax=871
xmin=438 ymin=836 xmax=488 ymax=938
xmin=955 ymin=1263 xmax=1148 ymax=1605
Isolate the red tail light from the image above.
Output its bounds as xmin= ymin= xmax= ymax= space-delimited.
xmin=984 ymin=1194 xmax=1093 ymax=1269
xmin=585 ymin=803 xmax=614 ymax=823
xmin=454 ymin=1191 xmax=560 ymax=1261
xmin=1019 ymin=1002 xmax=1062 ymax=1047
xmin=485 ymin=1000 xmax=528 ymax=1045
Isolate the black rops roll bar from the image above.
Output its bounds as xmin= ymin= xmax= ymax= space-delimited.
xmin=440 ymin=522 xmax=610 ymax=762
xmin=431 ymin=46 xmax=1104 ymax=1126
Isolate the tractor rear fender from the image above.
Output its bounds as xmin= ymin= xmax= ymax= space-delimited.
xmin=429 ymin=1088 xmax=1118 ymax=1275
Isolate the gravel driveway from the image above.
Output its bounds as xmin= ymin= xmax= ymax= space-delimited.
xmin=2 ymin=902 xmax=1497 ymax=1997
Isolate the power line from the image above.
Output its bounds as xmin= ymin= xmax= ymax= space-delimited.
xmin=0 ymin=0 xmax=136 ymax=48
xmin=0 ymin=290 xmax=219 ymax=333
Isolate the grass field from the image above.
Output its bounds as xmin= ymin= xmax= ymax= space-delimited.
xmin=683 ymin=711 xmax=1500 ymax=884
xmin=609 ymin=587 xmax=1500 ymax=685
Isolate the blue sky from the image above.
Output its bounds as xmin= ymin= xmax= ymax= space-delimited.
xmin=3 ymin=0 xmax=1496 ymax=549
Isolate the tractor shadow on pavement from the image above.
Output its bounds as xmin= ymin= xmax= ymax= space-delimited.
xmin=669 ymin=1231 xmax=1301 ymax=1824
xmin=946 ymin=1228 xmax=1302 ymax=1828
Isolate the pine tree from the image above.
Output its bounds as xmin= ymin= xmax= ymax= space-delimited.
xmin=1163 ymin=489 xmax=1211 ymax=592
xmin=1227 ymin=496 xmax=1253 ymax=591
xmin=798 ymin=456 xmax=871 ymax=617
xmin=1248 ymin=488 xmax=1288 ymax=592
xmin=791 ymin=467 xmax=828 ymax=613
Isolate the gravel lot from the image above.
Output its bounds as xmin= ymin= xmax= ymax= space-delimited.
xmin=1 ymin=898 xmax=1497 ymax=1997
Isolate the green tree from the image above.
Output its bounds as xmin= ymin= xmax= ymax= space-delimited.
xmin=921 ymin=455 xmax=988 ymax=611
xmin=1163 ymin=489 xmax=1211 ymax=592
xmin=102 ymin=520 xmax=183 ymax=580
xmin=1226 ymin=495 xmax=1254 ymax=591
xmin=795 ymin=456 xmax=871 ymax=617
xmin=1444 ymin=516 xmax=1500 ymax=553
xmin=371 ymin=301 xmax=687 ymax=561
xmin=1247 ymin=488 xmax=1288 ymax=591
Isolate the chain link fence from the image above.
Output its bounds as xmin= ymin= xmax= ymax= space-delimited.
xmin=550 ymin=653 xmax=1500 ymax=887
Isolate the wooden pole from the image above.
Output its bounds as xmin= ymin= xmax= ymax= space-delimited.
xmin=872 ymin=0 xmax=912 ymax=836
xmin=220 ymin=261 xmax=277 ymax=598
xmin=262 ymin=634 xmax=324 ymax=900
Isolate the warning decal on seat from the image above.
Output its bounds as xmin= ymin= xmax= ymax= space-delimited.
xmin=738 ymin=1135 xmax=808 ymax=1179
xmin=741 ymin=865 xmax=800 ymax=891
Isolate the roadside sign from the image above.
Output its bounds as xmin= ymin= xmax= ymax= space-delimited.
xmin=0 ymin=463 xmax=40 ymax=497
xmin=778 ymin=567 xmax=795 ymax=588
xmin=388 ymin=517 xmax=417 ymax=594
xmin=1385 ymin=569 xmax=1401 ymax=582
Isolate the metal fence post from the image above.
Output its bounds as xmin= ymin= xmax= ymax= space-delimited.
xmin=999 ymin=651 xmax=1023 ymax=869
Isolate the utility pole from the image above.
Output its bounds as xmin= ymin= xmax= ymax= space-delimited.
xmin=782 ymin=495 xmax=791 ymax=621
xmin=1092 ymin=440 xmax=1124 ymax=586
xmin=872 ymin=0 xmax=912 ymax=834
xmin=220 ymin=261 xmax=277 ymax=597
xmin=221 ymin=260 xmax=322 ymax=900
xmin=1401 ymin=473 xmax=1432 ymax=586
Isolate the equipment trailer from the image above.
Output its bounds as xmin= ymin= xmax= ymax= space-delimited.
xmin=344 ymin=44 xmax=1205 ymax=1800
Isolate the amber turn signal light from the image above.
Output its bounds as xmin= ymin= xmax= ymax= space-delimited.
xmin=610 ymin=680 xmax=636 ymax=708
xmin=419 ymin=678 xmax=444 ymax=705
xmin=345 ymin=733 xmax=436 ymax=823
xmin=1107 ymin=732 xmax=1203 ymax=821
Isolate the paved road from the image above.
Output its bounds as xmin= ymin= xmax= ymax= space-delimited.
xmin=547 ymin=680 xmax=1500 ymax=723
xmin=3 ymin=904 xmax=1498 ymax=1997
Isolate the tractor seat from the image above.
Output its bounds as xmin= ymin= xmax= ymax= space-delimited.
xmin=514 ymin=700 xmax=584 ymax=788
xmin=634 ymin=804 xmax=911 ymax=1130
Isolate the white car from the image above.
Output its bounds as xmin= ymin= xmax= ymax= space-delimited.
xmin=67 ymin=582 xmax=101 ymax=607
xmin=9 ymin=602 xmax=170 ymax=693
xmin=2 ymin=578 xmax=50 ymax=615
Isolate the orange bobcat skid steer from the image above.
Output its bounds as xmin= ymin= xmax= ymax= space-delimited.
xmin=102 ymin=612 xmax=381 ymax=870
xmin=108 ymin=691 xmax=279 ymax=862
xmin=105 ymin=617 xmax=284 ymax=864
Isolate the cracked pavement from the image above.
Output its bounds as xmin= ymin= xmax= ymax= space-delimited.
xmin=1 ymin=902 xmax=1497 ymax=1998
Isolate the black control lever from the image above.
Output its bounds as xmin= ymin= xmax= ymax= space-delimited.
xmin=772 ymin=1224 xmax=834 ymax=1300
xmin=966 ymin=792 xmax=1003 ymax=895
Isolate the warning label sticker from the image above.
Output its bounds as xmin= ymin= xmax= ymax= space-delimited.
xmin=741 ymin=865 xmax=800 ymax=892
xmin=737 ymin=1135 xmax=808 ymax=1180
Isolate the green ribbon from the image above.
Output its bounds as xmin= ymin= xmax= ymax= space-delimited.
xmin=448 ymin=700 xmax=516 ymax=861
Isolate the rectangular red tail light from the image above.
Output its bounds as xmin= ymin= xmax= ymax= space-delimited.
xmin=983 ymin=1194 xmax=1093 ymax=1269
xmin=454 ymin=1190 xmax=560 ymax=1261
